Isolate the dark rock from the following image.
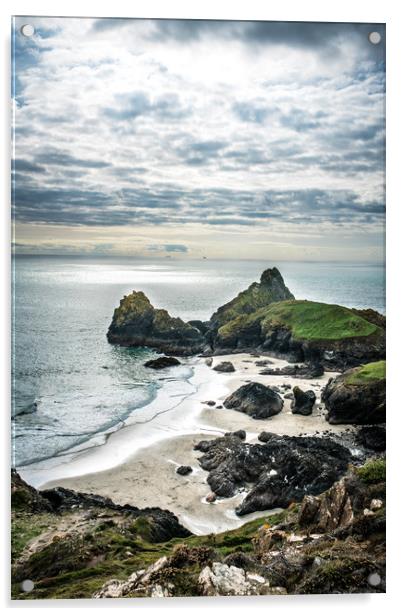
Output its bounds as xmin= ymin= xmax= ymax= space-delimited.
xmin=213 ymin=361 xmax=235 ymax=373
xmin=144 ymin=356 xmax=181 ymax=369
xmin=259 ymin=363 xmax=324 ymax=379
xmin=224 ymin=382 xmax=283 ymax=419
xmin=291 ymin=386 xmax=316 ymax=416
xmin=225 ymin=430 xmax=246 ymax=440
xmin=258 ymin=431 xmax=275 ymax=443
xmin=194 ymin=434 xmax=351 ymax=515
xmin=356 ymin=425 xmax=386 ymax=451
xmin=176 ymin=465 xmax=193 ymax=476
xmin=107 ymin=291 xmax=205 ymax=356
xmin=216 ymin=405 xmax=223 ymax=409
xmin=284 ymin=393 xmax=294 ymax=400
xmin=255 ymin=359 xmax=274 ymax=367
xmin=188 ymin=320 xmax=210 ymax=335
xmin=202 ymin=400 xmax=216 ymax=406
xmin=322 ymin=364 xmax=385 ymax=425
xmin=205 ymin=358 xmax=213 ymax=367
xmin=206 ymin=493 xmax=217 ymax=503
xmin=11 ymin=469 xmax=52 ymax=513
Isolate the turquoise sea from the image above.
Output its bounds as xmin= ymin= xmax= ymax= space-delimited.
xmin=12 ymin=256 xmax=385 ymax=467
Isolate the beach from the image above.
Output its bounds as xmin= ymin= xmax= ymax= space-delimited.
xmin=21 ymin=352 xmax=351 ymax=535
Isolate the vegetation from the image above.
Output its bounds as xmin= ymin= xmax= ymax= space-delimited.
xmin=356 ymin=458 xmax=386 ymax=485
xmin=345 ymin=360 xmax=386 ymax=385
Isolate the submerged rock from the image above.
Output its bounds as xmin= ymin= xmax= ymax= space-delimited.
xmin=224 ymin=382 xmax=283 ymax=419
xmin=213 ymin=361 xmax=235 ymax=373
xmin=107 ymin=291 xmax=205 ymax=355
xmin=291 ymin=386 xmax=316 ymax=416
xmin=194 ymin=433 xmax=351 ymax=514
xmin=322 ymin=361 xmax=385 ymax=425
xmin=144 ymin=356 xmax=181 ymax=369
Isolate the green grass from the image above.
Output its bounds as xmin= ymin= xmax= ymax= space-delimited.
xmin=345 ymin=360 xmax=386 ymax=385
xmin=11 ymin=512 xmax=56 ymax=561
xmin=356 ymin=459 xmax=386 ymax=484
xmin=260 ymin=300 xmax=381 ymax=341
xmin=217 ymin=299 xmax=382 ymax=343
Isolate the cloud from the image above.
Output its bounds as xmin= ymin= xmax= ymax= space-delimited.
xmin=148 ymin=243 xmax=188 ymax=253
xmin=11 ymin=16 xmax=385 ymax=260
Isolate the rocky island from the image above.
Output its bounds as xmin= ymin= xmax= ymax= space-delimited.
xmin=13 ymin=267 xmax=386 ymax=598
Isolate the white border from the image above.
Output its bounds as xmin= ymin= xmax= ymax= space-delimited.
xmin=1 ymin=1 xmax=401 ymax=614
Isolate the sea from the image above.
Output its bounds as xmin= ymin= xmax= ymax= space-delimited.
xmin=12 ymin=256 xmax=385 ymax=468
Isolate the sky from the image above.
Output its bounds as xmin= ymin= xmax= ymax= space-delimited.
xmin=12 ymin=17 xmax=385 ymax=261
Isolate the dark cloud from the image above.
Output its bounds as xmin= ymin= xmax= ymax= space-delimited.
xmin=13 ymin=159 xmax=46 ymax=174
xmin=35 ymin=148 xmax=110 ymax=169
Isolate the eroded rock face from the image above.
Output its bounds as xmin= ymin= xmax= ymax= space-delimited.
xmin=224 ymin=382 xmax=283 ymax=419
xmin=107 ymin=291 xmax=205 ymax=355
xmin=291 ymin=386 xmax=316 ymax=416
xmin=322 ymin=367 xmax=385 ymax=425
xmin=193 ymin=434 xmax=351 ymax=514
xmin=198 ymin=562 xmax=279 ymax=596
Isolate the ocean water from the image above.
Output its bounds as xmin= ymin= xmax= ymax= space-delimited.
xmin=12 ymin=256 xmax=385 ymax=467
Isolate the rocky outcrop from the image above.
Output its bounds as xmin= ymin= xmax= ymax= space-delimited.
xmin=198 ymin=562 xmax=281 ymax=596
xmin=223 ymin=382 xmax=283 ymax=419
xmin=259 ymin=362 xmax=324 ymax=378
xmin=193 ymin=434 xmax=351 ymax=514
xmin=11 ymin=468 xmax=52 ymax=513
xmin=107 ymin=291 xmax=205 ymax=355
xmin=212 ymin=361 xmax=235 ymax=373
xmin=144 ymin=356 xmax=181 ymax=369
xmin=291 ymin=386 xmax=316 ymax=416
xmin=213 ymin=299 xmax=385 ymax=369
xmin=209 ymin=267 xmax=294 ymax=332
xmin=322 ymin=361 xmax=385 ymax=424
xmin=356 ymin=425 xmax=386 ymax=451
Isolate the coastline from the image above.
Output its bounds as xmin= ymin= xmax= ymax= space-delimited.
xmin=20 ymin=353 xmax=351 ymax=535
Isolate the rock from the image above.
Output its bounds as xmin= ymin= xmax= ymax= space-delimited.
xmin=224 ymin=382 xmax=283 ymax=419
xmin=356 ymin=425 xmax=386 ymax=451
xmin=144 ymin=356 xmax=181 ymax=369
xmin=370 ymin=498 xmax=383 ymax=511
xmin=213 ymin=361 xmax=235 ymax=373
xmin=255 ymin=359 xmax=274 ymax=366
xmin=204 ymin=357 xmax=213 ymax=367
xmin=198 ymin=562 xmax=274 ymax=596
xmin=176 ymin=466 xmax=192 ymax=476
xmin=259 ymin=363 xmax=324 ymax=379
xmin=225 ymin=430 xmax=246 ymax=440
xmin=284 ymin=393 xmax=294 ymax=400
xmin=11 ymin=469 xmax=53 ymax=513
xmin=202 ymin=400 xmax=216 ymax=406
xmin=322 ymin=361 xmax=385 ymax=424
xmin=209 ymin=267 xmax=295 ymax=333
xmin=194 ymin=433 xmax=351 ymax=514
xmin=206 ymin=493 xmax=217 ymax=503
xmin=94 ymin=556 xmax=171 ymax=598
xmin=291 ymin=386 xmax=316 ymax=416
xmin=258 ymin=431 xmax=275 ymax=443
xmin=107 ymin=291 xmax=205 ymax=355
xmin=216 ymin=405 xmax=223 ymax=409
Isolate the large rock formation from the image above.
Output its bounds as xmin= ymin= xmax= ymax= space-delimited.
xmin=223 ymin=382 xmax=284 ymax=419
xmin=322 ymin=360 xmax=385 ymax=424
xmin=107 ymin=291 xmax=205 ymax=355
xmin=213 ymin=299 xmax=385 ymax=369
xmin=209 ymin=267 xmax=294 ymax=331
xmin=106 ymin=269 xmax=385 ymax=369
xmin=193 ymin=433 xmax=352 ymax=514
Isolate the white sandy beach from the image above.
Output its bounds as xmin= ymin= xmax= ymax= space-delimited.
xmin=20 ymin=353 xmax=351 ymax=535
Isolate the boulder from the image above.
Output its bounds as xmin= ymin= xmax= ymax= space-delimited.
xmin=107 ymin=291 xmax=205 ymax=355
xmin=291 ymin=386 xmax=316 ymax=416
xmin=225 ymin=429 xmax=246 ymax=440
xmin=322 ymin=361 xmax=385 ymax=424
xmin=198 ymin=562 xmax=276 ymax=596
xmin=224 ymin=382 xmax=283 ymax=419
xmin=176 ymin=466 xmax=192 ymax=476
xmin=144 ymin=356 xmax=181 ymax=369
xmin=213 ymin=361 xmax=235 ymax=373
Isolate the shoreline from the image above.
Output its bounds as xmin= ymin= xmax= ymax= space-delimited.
xmin=19 ymin=353 xmax=352 ymax=535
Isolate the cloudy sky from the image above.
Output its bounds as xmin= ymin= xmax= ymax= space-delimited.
xmin=12 ymin=17 xmax=385 ymax=261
